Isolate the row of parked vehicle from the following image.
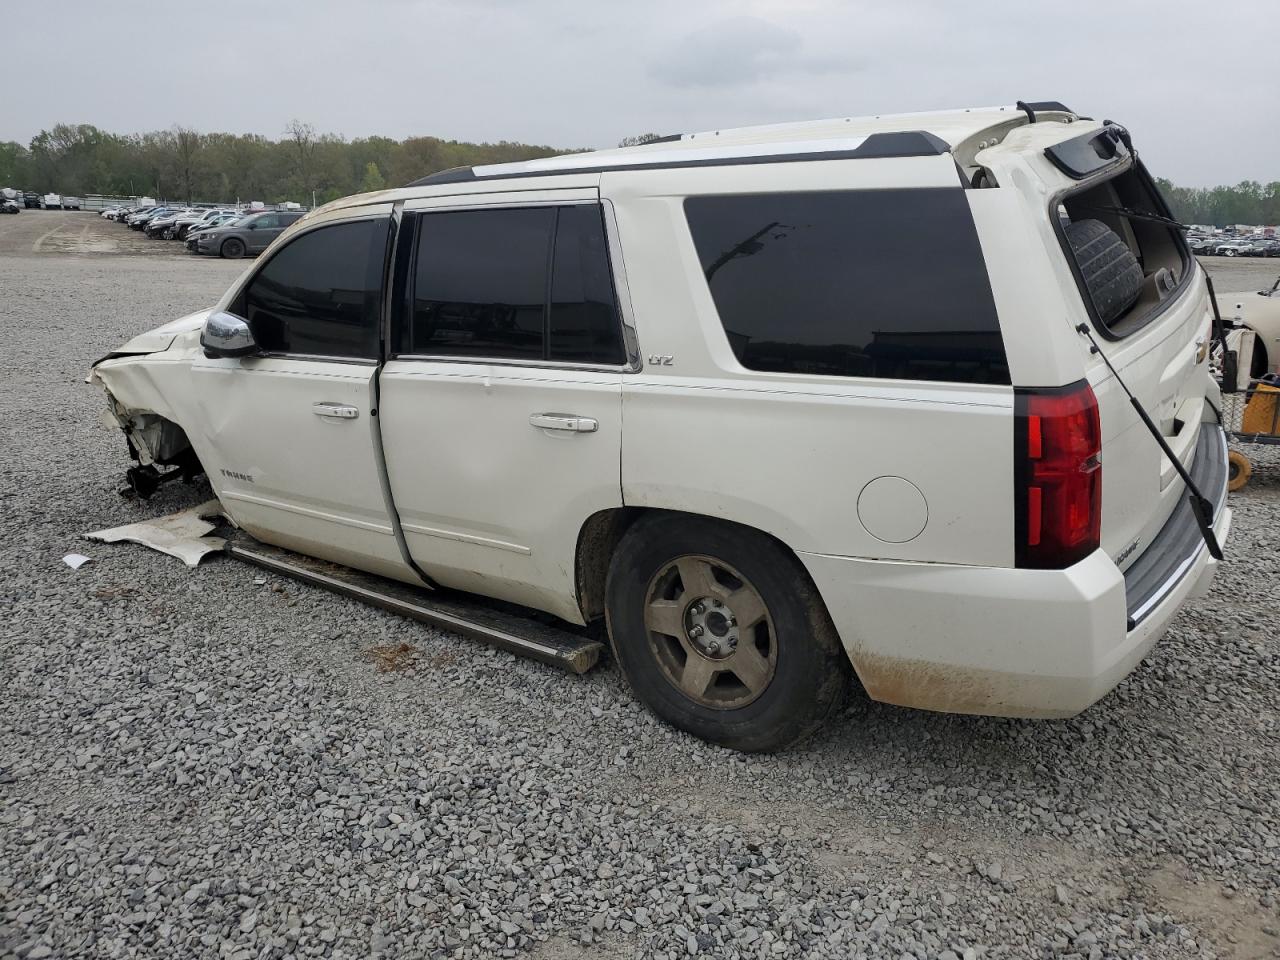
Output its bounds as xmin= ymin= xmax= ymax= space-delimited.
xmin=103 ymin=203 xmax=307 ymax=259
xmin=1189 ymin=234 xmax=1280 ymax=257
xmin=0 ymin=189 xmax=80 ymax=212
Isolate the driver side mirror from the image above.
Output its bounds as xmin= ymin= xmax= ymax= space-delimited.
xmin=201 ymin=311 xmax=259 ymax=359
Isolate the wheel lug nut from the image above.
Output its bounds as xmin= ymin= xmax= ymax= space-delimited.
xmin=689 ymin=625 xmax=704 ymax=638
xmin=708 ymin=640 xmax=720 ymax=652
xmin=725 ymin=616 xmax=736 ymax=627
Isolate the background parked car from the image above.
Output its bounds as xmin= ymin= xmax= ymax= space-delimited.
xmin=145 ymin=208 xmax=200 ymax=239
xmin=23 ymin=192 xmax=40 ymax=209
xmin=128 ymin=207 xmax=177 ymax=230
xmin=1 ymin=198 xmax=19 ymax=214
xmin=41 ymin=194 xmax=61 ymax=209
xmin=61 ymin=196 xmax=82 ymax=210
xmin=174 ymin=208 xmax=236 ymax=240
xmin=193 ymin=211 xmax=304 ymax=258
xmin=1214 ymin=240 xmax=1254 ymax=257
xmin=185 ymin=214 xmax=244 ymax=251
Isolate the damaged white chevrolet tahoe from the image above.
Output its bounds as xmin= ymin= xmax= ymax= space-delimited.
xmin=90 ymin=103 xmax=1231 ymax=751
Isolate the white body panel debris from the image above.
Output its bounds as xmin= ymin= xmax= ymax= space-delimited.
xmin=87 ymin=501 xmax=227 ymax=568
xmin=62 ymin=554 xmax=92 ymax=570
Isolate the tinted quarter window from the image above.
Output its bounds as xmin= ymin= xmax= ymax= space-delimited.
xmin=244 ymin=218 xmax=388 ymax=359
xmin=410 ymin=208 xmax=554 ymax=359
xmin=549 ymin=205 xmax=625 ymax=364
xmin=684 ymin=190 xmax=1008 ymax=384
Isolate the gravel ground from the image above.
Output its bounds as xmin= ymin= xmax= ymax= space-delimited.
xmin=2 ymin=217 xmax=1278 ymax=960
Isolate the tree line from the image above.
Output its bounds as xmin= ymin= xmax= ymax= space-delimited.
xmin=1 ymin=122 xmax=1275 ymax=225
xmin=0 ymin=121 xmax=573 ymax=205
xmin=1155 ymin=178 xmax=1280 ymax=229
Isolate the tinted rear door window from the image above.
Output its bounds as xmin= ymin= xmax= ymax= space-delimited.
xmin=410 ymin=208 xmax=553 ymax=360
xmin=404 ymin=205 xmax=626 ymax=364
xmin=243 ymin=218 xmax=388 ymax=359
xmin=684 ymin=190 xmax=1007 ymax=384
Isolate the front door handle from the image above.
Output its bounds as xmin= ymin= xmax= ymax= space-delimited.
xmin=529 ymin=413 xmax=598 ymax=433
xmin=313 ymin=402 xmax=359 ymax=420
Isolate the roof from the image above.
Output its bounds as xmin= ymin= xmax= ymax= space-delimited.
xmin=409 ymin=102 xmax=1078 ymax=186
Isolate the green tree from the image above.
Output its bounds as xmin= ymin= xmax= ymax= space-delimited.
xmin=358 ymin=161 xmax=386 ymax=193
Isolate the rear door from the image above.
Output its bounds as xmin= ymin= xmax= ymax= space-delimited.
xmin=378 ymin=191 xmax=630 ymax=622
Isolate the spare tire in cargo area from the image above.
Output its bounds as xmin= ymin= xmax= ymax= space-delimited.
xmin=1064 ymin=218 xmax=1144 ymax=326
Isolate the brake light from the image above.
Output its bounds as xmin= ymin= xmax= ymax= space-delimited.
xmin=1015 ymin=380 xmax=1101 ymax=568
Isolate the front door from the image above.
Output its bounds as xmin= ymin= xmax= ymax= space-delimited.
xmin=187 ymin=207 xmax=416 ymax=583
xmin=378 ymin=196 xmax=631 ymax=621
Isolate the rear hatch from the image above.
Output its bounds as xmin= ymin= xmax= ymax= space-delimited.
xmin=1045 ymin=128 xmax=1216 ymax=572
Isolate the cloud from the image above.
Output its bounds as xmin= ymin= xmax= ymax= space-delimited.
xmin=649 ymin=16 xmax=856 ymax=88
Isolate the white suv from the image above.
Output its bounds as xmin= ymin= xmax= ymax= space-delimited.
xmin=90 ymin=103 xmax=1231 ymax=750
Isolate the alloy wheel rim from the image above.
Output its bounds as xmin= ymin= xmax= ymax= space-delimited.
xmin=643 ymin=555 xmax=776 ymax=710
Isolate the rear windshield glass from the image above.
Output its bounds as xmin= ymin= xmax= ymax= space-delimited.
xmin=1055 ymin=161 xmax=1190 ymax=338
xmin=684 ymin=189 xmax=1008 ymax=384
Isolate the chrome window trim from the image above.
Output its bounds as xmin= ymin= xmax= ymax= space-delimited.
xmin=391 ymin=198 xmax=641 ymax=373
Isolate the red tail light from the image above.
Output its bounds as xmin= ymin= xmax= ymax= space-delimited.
xmin=1015 ymin=380 xmax=1101 ymax=568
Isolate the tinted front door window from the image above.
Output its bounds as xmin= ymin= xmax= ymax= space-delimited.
xmin=243 ymin=218 xmax=388 ymax=359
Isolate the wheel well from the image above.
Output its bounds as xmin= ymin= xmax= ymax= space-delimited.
xmin=1249 ymin=333 xmax=1268 ymax=379
xmin=574 ymin=508 xmax=814 ymax=624
xmin=575 ymin=508 xmax=643 ymax=622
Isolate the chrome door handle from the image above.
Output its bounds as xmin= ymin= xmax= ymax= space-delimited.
xmin=313 ymin=402 xmax=359 ymax=420
xmin=529 ymin=413 xmax=598 ymax=433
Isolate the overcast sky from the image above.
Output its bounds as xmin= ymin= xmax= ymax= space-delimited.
xmin=3 ymin=0 xmax=1273 ymax=187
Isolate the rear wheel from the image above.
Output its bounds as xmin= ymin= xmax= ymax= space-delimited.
xmin=605 ymin=514 xmax=849 ymax=751
xmin=220 ymin=237 xmax=245 ymax=259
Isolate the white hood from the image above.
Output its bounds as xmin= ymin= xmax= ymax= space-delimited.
xmin=111 ymin=309 xmax=212 ymax=356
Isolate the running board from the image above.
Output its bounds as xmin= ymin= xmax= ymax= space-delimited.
xmin=224 ymin=533 xmax=603 ymax=675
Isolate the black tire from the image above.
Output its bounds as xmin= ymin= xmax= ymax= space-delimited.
xmin=605 ymin=513 xmax=849 ymax=752
xmin=1064 ymin=218 xmax=1143 ymax=326
xmin=220 ymin=238 xmax=245 ymax=259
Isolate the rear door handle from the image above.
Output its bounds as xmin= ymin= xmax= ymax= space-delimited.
xmin=313 ymin=402 xmax=359 ymax=420
xmin=529 ymin=413 xmax=598 ymax=433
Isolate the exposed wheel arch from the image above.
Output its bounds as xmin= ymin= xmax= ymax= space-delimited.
xmin=574 ymin=507 xmax=824 ymax=625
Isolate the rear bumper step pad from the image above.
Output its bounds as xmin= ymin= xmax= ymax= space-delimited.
xmin=224 ymin=533 xmax=603 ymax=675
